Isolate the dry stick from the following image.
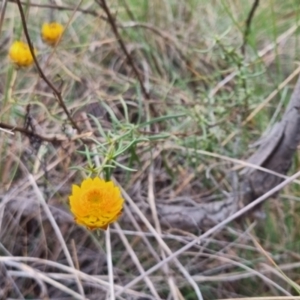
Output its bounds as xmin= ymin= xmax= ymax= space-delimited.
xmin=118 ymin=169 xmax=300 ymax=294
xmin=15 ymin=0 xmax=81 ymax=133
xmin=96 ymin=0 xmax=149 ymax=99
xmin=241 ymin=0 xmax=260 ymax=55
xmin=0 ymin=123 xmax=92 ymax=144
xmin=0 ymin=122 xmax=65 ymax=143
xmin=0 ymin=127 xmax=14 ymax=135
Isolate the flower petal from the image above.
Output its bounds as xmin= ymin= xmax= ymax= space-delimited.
xmin=92 ymin=176 xmax=104 ymax=187
xmin=81 ymin=177 xmax=93 ymax=190
xmin=69 ymin=177 xmax=124 ymax=230
xmin=72 ymin=184 xmax=81 ymax=195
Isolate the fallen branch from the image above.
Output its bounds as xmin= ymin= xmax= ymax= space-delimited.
xmin=156 ymin=74 xmax=300 ymax=228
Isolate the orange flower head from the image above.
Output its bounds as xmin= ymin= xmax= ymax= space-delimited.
xmin=41 ymin=22 xmax=64 ymax=46
xmin=9 ymin=41 xmax=36 ymax=67
xmin=69 ymin=177 xmax=124 ymax=230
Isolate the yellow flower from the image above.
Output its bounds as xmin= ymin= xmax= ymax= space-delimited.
xmin=41 ymin=22 xmax=64 ymax=46
xmin=9 ymin=41 xmax=35 ymax=67
xmin=69 ymin=177 xmax=124 ymax=230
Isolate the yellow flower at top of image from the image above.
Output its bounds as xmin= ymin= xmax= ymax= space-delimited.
xmin=69 ymin=177 xmax=124 ymax=230
xmin=41 ymin=22 xmax=64 ymax=46
xmin=9 ymin=41 xmax=36 ymax=67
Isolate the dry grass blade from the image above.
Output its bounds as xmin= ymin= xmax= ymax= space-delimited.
xmin=120 ymin=170 xmax=300 ymax=292
xmin=28 ymin=174 xmax=85 ymax=298
xmin=148 ymin=163 xmax=182 ymax=300
xmin=114 ymin=223 xmax=161 ymax=299
xmin=164 ymin=143 xmax=300 ymax=185
xmin=2 ymin=259 xmax=85 ymax=299
xmin=105 ymin=227 xmax=115 ymax=300
xmin=217 ymin=297 xmax=300 ymax=300
xmin=0 ymin=256 xmax=153 ymax=298
xmin=3 ymin=1 xmax=300 ymax=298
xmin=115 ymin=180 xmax=203 ymax=299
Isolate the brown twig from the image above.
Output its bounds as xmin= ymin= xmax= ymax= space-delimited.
xmin=15 ymin=0 xmax=81 ymax=133
xmin=8 ymin=0 xmax=99 ymax=17
xmin=11 ymin=0 xmax=197 ymax=90
xmin=241 ymin=0 xmax=260 ymax=55
xmin=0 ymin=122 xmax=64 ymax=144
xmin=0 ymin=122 xmax=93 ymax=145
xmin=95 ymin=0 xmax=156 ymax=109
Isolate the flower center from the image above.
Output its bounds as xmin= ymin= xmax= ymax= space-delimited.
xmin=84 ymin=189 xmax=103 ymax=203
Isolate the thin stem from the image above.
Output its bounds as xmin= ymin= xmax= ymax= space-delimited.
xmin=106 ymin=226 xmax=115 ymax=300
xmin=96 ymin=0 xmax=150 ymax=100
xmin=241 ymin=0 xmax=260 ymax=55
xmin=15 ymin=0 xmax=81 ymax=133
